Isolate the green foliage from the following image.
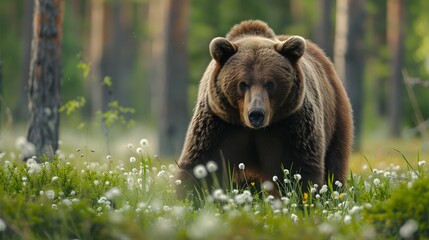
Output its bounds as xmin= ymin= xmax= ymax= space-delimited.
xmin=364 ymin=175 xmax=429 ymax=239
xmin=59 ymin=96 xmax=86 ymax=116
xmin=61 ymin=59 xmax=136 ymax=141
xmin=76 ymin=61 xmax=91 ymax=79
xmin=96 ymin=100 xmax=136 ymax=128
xmin=102 ymin=76 xmax=112 ymax=87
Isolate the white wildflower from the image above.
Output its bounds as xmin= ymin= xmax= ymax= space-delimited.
xmin=333 ymin=191 xmax=340 ymax=199
xmin=157 ymin=170 xmax=166 ymax=177
xmin=193 ymin=164 xmax=207 ymax=179
xmin=172 ymin=206 xmax=186 ymax=218
xmin=206 ymin=161 xmax=218 ymax=173
xmin=262 ymin=180 xmax=274 ymax=191
xmin=399 ymin=219 xmax=418 ymax=239
xmin=265 ymin=195 xmax=275 ymax=202
xmin=281 ymin=197 xmax=290 ymax=205
xmin=175 ymin=180 xmax=182 ymax=185
xmin=105 ymin=187 xmax=122 ymax=199
xmin=163 ymin=206 xmax=171 ymax=212
xmin=272 ymin=175 xmax=278 ymax=182
xmin=61 ymin=199 xmax=72 ymax=206
xmin=45 ymin=190 xmax=55 ymax=200
xmin=344 ymin=215 xmax=352 ymax=224
xmin=320 ymin=185 xmax=328 ymax=194
xmin=238 ymin=163 xmax=245 ymax=170
xmin=294 ymin=174 xmax=302 ymax=181
xmin=136 ymin=147 xmax=143 ymax=155
xmin=283 ymin=169 xmax=289 ymax=175
xmin=15 ymin=136 xmax=27 ymax=149
xmin=0 ymin=152 xmax=6 ymax=160
xmin=26 ymin=158 xmax=41 ymax=174
xmin=318 ymin=222 xmax=334 ymax=234
xmin=212 ymin=189 xmax=228 ymax=202
xmin=106 ymin=155 xmax=112 ymax=160
xmin=334 ymin=180 xmax=343 ymax=188
xmin=140 ymin=138 xmax=149 ymax=147
xmin=0 ymin=218 xmax=6 ymax=232
xmin=52 ymin=176 xmax=59 ymax=182
xmin=127 ymin=143 xmax=134 ymax=149
xmin=15 ymin=136 xmax=36 ymax=157
xmin=94 ymin=180 xmax=99 ymax=185
xmin=129 ymin=157 xmax=136 ymax=163
xmin=169 ymin=164 xmax=177 ymax=172
xmin=349 ymin=206 xmax=362 ymax=215
xmin=418 ymin=160 xmax=426 ymax=166
xmin=188 ymin=212 xmax=220 ymax=239
xmin=291 ymin=213 xmax=298 ymax=223
xmin=373 ymin=178 xmax=380 ymax=186
xmin=234 ymin=192 xmax=253 ymax=204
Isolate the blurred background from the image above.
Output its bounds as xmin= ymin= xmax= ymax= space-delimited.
xmin=0 ymin=0 xmax=428 ymax=166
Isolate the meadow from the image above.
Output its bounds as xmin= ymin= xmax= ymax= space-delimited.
xmin=0 ymin=129 xmax=428 ymax=239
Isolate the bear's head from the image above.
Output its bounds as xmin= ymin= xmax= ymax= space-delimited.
xmin=207 ymin=21 xmax=306 ymax=129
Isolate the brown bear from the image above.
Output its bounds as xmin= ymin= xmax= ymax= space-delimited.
xmin=177 ymin=20 xmax=353 ymax=199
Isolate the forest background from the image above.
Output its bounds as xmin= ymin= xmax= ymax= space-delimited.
xmin=0 ymin=0 xmax=428 ymax=159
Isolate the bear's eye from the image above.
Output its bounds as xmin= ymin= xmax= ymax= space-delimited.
xmin=265 ymin=81 xmax=275 ymax=90
xmin=238 ymin=82 xmax=248 ymax=91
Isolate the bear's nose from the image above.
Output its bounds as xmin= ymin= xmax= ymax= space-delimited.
xmin=248 ymin=109 xmax=265 ymax=128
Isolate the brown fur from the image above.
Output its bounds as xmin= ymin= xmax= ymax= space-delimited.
xmin=177 ymin=20 xmax=353 ymax=199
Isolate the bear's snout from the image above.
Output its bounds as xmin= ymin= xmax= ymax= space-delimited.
xmin=248 ymin=109 xmax=265 ymax=128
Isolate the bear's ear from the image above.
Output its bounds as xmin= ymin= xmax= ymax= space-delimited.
xmin=210 ymin=37 xmax=237 ymax=64
xmin=275 ymin=36 xmax=306 ymax=62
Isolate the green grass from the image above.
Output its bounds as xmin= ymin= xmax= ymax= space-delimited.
xmin=0 ymin=137 xmax=428 ymax=239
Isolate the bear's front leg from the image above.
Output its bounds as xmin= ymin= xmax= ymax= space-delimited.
xmin=176 ymin=107 xmax=227 ymax=201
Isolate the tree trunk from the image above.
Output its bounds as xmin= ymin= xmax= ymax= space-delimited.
xmin=101 ymin=1 xmax=137 ymax=109
xmin=387 ymin=0 xmax=405 ymax=137
xmin=27 ymin=0 xmax=64 ymax=160
xmin=16 ymin=0 xmax=35 ymax=122
xmin=315 ymin=0 xmax=334 ymax=59
xmin=158 ymin=0 xmax=189 ymax=156
xmin=334 ymin=0 xmax=365 ymax=150
xmin=148 ymin=0 xmax=167 ymax=120
xmin=87 ymin=0 xmax=104 ymax=117
xmin=0 ymin=58 xmax=3 ymax=134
